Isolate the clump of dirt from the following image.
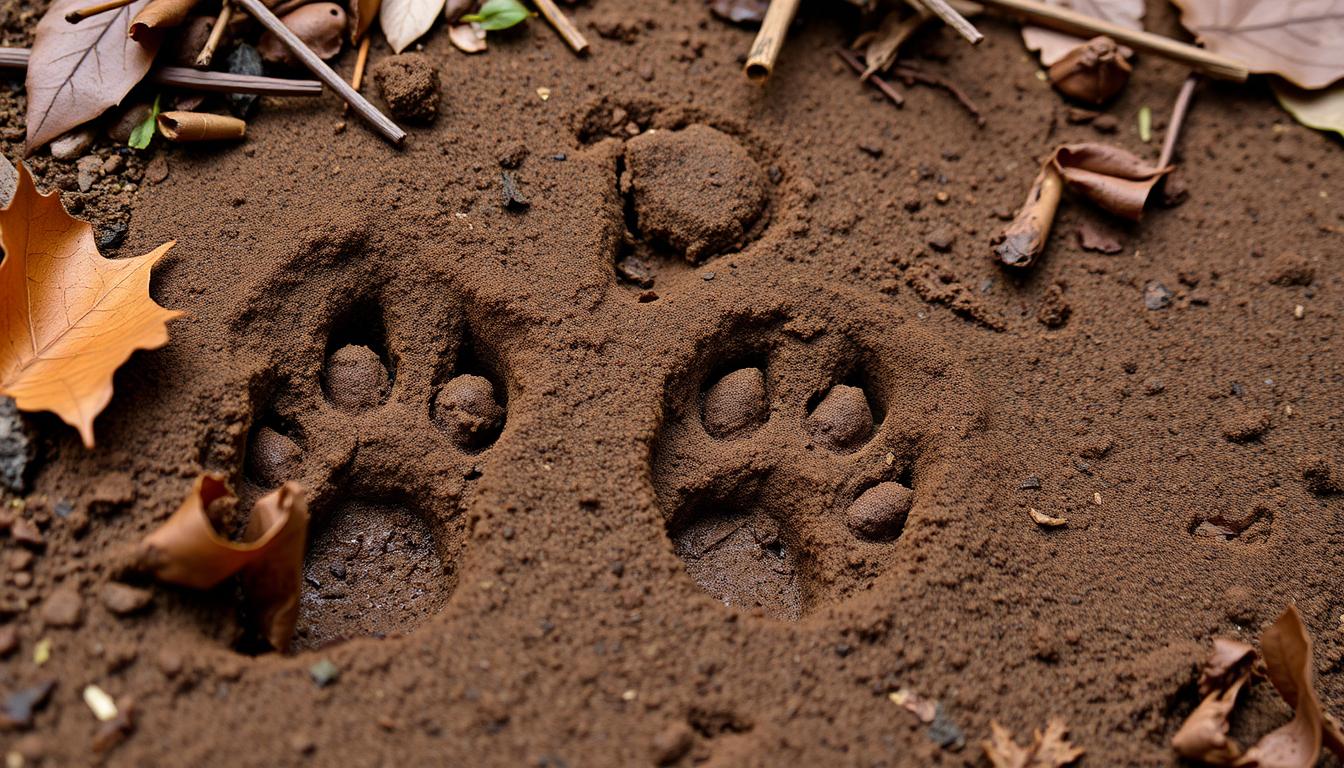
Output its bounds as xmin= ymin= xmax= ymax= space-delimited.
xmin=372 ymin=53 xmax=441 ymax=122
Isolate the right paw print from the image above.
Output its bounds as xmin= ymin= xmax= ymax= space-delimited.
xmin=652 ymin=321 xmax=931 ymax=622
xmin=240 ymin=295 xmax=507 ymax=651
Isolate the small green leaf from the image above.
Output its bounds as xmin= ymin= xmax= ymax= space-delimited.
xmin=1137 ymin=105 xmax=1152 ymax=143
xmin=461 ymin=0 xmax=532 ymax=31
xmin=128 ymin=95 xmax=161 ymax=150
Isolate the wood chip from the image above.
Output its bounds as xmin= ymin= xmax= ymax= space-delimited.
xmin=1029 ymin=507 xmax=1068 ymax=527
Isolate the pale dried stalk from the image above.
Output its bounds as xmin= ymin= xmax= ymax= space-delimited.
xmin=341 ymin=35 xmax=371 ymax=117
xmin=157 ymin=111 xmax=247 ymax=141
xmin=909 ymin=0 xmax=982 ymax=44
xmin=64 ymin=0 xmax=135 ymax=23
xmin=975 ymin=0 xmax=1247 ymax=81
xmin=0 ymin=47 xmax=322 ymax=95
xmin=1159 ymin=74 xmax=1198 ymax=169
xmin=534 ymin=0 xmax=588 ymax=55
xmin=745 ymin=0 xmax=801 ymax=83
xmin=195 ymin=1 xmax=232 ymax=68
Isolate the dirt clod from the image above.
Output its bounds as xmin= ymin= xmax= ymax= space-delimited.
xmin=372 ymin=53 xmax=441 ymax=123
xmin=433 ymin=375 xmax=504 ymax=449
xmin=651 ymin=721 xmax=694 ymax=765
xmin=846 ymin=482 xmax=914 ymax=540
xmin=323 ymin=345 xmax=390 ymax=410
xmin=701 ymin=367 xmax=767 ymax=439
xmin=99 ymin=583 xmax=152 ymax=616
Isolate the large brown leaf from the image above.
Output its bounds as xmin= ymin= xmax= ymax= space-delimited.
xmin=25 ymin=0 xmax=161 ymax=153
xmin=0 ymin=163 xmax=180 ymax=448
xmin=1172 ymin=0 xmax=1344 ymax=90
xmin=1021 ymin=0 xmax=1143 ymax=66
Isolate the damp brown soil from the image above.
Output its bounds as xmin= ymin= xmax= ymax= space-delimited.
xmin=2 ymin=0 xmax=1343 ymax=766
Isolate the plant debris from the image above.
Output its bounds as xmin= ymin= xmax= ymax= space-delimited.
xmin=1028 ymin=507 xmax=1067 ymax=527
xmin=128 ymin=94 xmax=162 ymax=149
xmin=136 ymin=474 xmax=309 ymax=652
xmin=1048 ymin=35 xmax=1132 ymax=104
xmin=1172 ymin=605 xmax=1344 ymax=766
xmin=381 ymin=0 xmax=447 ymax=53
xmin=709 ymin=0 xmax=768 ymax=24
xmin=1171 ymin=0 xmax=1344 ymax=90
xmin=983 ymin=718 xmax=1085 ymax=768
xmin=462 ymin=0 xmax=532 ymax=30
xmin=1021 ymin=0 xmax=1143 ymax=66
xmin=157 ymin=110 xmax=247 ymax=142
xmin=889 ymin=687 xmax=938 ymax=723
xmin=0 ymin=163 xmax=181 ymax=448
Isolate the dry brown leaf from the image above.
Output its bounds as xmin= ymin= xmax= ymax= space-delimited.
xmin=350 ymin=0 xmax=383 ymax=42
xmin=1273 ymin=80 xmax=1344 ymax=136
xmin=1172 ymin=666 xmax=1252 ymax=764
xmin=1028 ymin=507 xmax=1068 ymax=527
xmin=1048 ymin=36 xmax=1132 ymax=105
xmin=380 ymin=0 xmax=445 ymax=53
xmin=1021 ymin=0 xmax=1143 ymax=66
xmin=129 ymin=0 xmax=198 ymax=41
xmin=1050 ymin=143 xmax=1171 ymax=221
xmin=139 ymin=474 xmax=309 ymax=651
xmin=1200 ymin=637 xmax=1255 ymax=696
xmin=0 ymin=163 xmax=180 ymax=448
xmin=1172 ymin=0 xmax=1344 ymax=90
xmin=984 ymin=719 xmax=1085 ymax=768
xmin=25 ymin=0 xmax=161 ymax=153
xmin=448 ymin=22 xmax=487 ymax=53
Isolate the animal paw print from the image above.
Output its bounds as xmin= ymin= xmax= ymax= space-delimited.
xmin=241 ymin=297 xmax=508 ymax=651
xmin=653 ymin=321 xmax=928 ymax=621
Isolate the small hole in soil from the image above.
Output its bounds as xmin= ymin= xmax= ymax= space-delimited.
xmin=322 ymin=301 xmax=395 ymax=410
xmin=290 ymin=499 xmax=452 ymax=651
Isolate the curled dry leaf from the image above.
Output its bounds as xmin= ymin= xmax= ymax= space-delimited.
xmin=25 ymin=0 xmax=161 ymax=153
xmin=138 ymin=474 xmax=309 ymax=651
xmin=0 ymin=164 xmax=180 ymax=448
xmin=1021 ymin=0 xmax=1143 ymax=67
xmin=380 ymin=0 xmax=446 ymax=53
xmin=129 ymin=0 xmax=199 ymax=41
xmin=156 ymin=111 xmax=247 ymax=142
xmin=996 ymin=166 xmax=1062 ymax=268
xmin=1172 ymin=605 xmax=1344 ymax=767
xmin=349 ymin=0 xmax=382 ymax=42
xmin=853 ymin=8 xmax=932 ymax=78
xmin=1028 ymin=507 xmax=1068 ymax=527
xmin=259 ymin=2 xmax=347 ymax=64
xmin=449 ymin=22 xmax=487 ymax=53
xmin=984 ymin=719 xmax=1085 ymax=768
xmin=1048 ymin=36 xmax=1132 ymax=105
xmin=1272 ymin=81 xmax=1344 ymax=136
xmin=1171 ymin=0 xmax=1344 ymax=90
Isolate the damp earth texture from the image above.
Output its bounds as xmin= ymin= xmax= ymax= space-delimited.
xmin=1 ymin=1 xmax=1343 ymax=766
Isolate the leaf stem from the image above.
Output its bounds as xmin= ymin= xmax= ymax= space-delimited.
xmin=64 ymin=0 xmax=135 ymax=24
xmin=1159 ymin=74 xmax=1198 ymax=169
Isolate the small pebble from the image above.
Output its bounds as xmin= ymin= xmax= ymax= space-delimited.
xmin=0 ymin=680 xmax=56 ymax=730
xmin=1143 ymin=281 xmax=1173 ymax=311
xmin=49 ymin=128 xmax=95 ymax=161
xmin=846 ymin=482 xmax=914 ymax=540
xmin=927 ymin=227 xmax=957 ymax=252
xmin=40 ymin=586 xmax=83 ymax=628
xmin=1222 ymin=408 xmax=1272 ymax=443
xmin=323 ymin=345 xmax=390 ymax=410
xmin=701 ymin=367 xmax=767 ymax=439
xmin=807 ymin=385 xmax=873 ymax=451
xmin=309 ymin=659 xmax=339 ymax=687
xmin=99 ymin=583 xmax=152 ymax=616
xmin=76 ymin=156 xmax=101 ymax=193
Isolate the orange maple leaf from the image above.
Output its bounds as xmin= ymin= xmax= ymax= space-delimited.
xmin=0 ymin=162 xmax=181 ymax=447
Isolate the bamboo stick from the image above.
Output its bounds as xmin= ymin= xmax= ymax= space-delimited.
xmin=911 ymin=0 xmax=982 ymax=44
xmin=158 ymin=111 xmax=248 ymax=141
xmin=975 ymin=0 xmax=1248 ymax=81
xmin=0 ymin=47 xmax=323 ymax=95
xmin=533 ymin=0 xmax=588 ymax=55
xmin=64 ymin=0 xmax=135 ymax=23
xmin=230 ymin=0 xmax=406 ymax=145
xmin=744 ymin=0 xmax=801 ymax=83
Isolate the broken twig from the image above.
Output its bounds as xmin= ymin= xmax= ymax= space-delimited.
xmin=534 ymin=0 xmax=589 ymax=55
xmin=891 ymin=64 xmax=985 ymax=125
xmin=64 ymin=0 xmax=135 ymax=23
xmin=231 ymin=0 xmax=405 ymax=145
xmin=911 ymin=0 xmax=983 ymax=45
xmin=974 ymin=0 xmax=1247 ymax=81
xmin=835 ymin=48 xmax=904 ymax=107
xmin=745 ymin=0 xmax=801 ymax=83
xmin=195 ymin=1 xmax=233 ymax=68
xmin=1158 ymin=74 xmax=1198 ymax=169
xmin=0 ymin=48 xmax=323 ymax=95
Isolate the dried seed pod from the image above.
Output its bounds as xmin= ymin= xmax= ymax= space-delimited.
xmin=157 ymin=111 xmax=247 ymax=142
xmin=258 ymin=2 xmax=347 ymax=65
xmin=1048 ymin=36 xmax=1133 ymax=105
xmin=995 ymin=164 xmax=1062 ymax=269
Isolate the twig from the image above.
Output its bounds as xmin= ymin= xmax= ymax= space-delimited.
xmin=533 ymin=0 xmax=588 ymax=55
xmin=0 ymin=48 xmax=323 ymax=95
xmin=910 ymin=0 xmax=983 ymax=45
xmin=744 ymin=0 xmax=801 ymax=83
xmin=195 ymin=1 xmax=233 ymax=68
xmin=974 ymin=0 xmax=1247 ymax=81
xmin=1158 ymin=74 xmax=1198 ymax=169
xmin=64 ymin=0 xmax=135 ymax=23
xmin=835 ymin=48 xmax=904 ymax=107
xmin=231 ymin=0 xmax=406 ymax=145
xmin=341 ymin=35 xmax=371 ymax=117
xmin=891 ymin=64 xmax=985 ymax=126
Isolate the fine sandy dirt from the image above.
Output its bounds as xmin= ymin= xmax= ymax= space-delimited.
xmin=1 ymin=0 xmax=1343 ymax=765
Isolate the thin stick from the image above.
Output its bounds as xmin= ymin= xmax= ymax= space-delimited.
xmin=910 ymin=0 xmax=982 ymax=45
xmin=975 ymin=0 xmax=1247 ymax=81
xmin=231 ymin=0 xmax=405 ymax=145
xmin=341 ymin=35 xmax=371 ymax=117
xmin=64 ymin=0 xmax=134 ymax=23
xmin=744 ymin=0 xmax=800 ymax=83
xmin=891 ymin=64 xmax=985 ymax=126
xmin=0 ymin=47 xmax=324 ymax=95
xmin=835 ymin=48 xmax=904 ymax=107
xmin=533 ymin=0 xmax=588 ymax=55
xmin=1158 ymin=74 xmax=1198 ymax=169
xmin=195 ymin=1 xmax=233 ymax=68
